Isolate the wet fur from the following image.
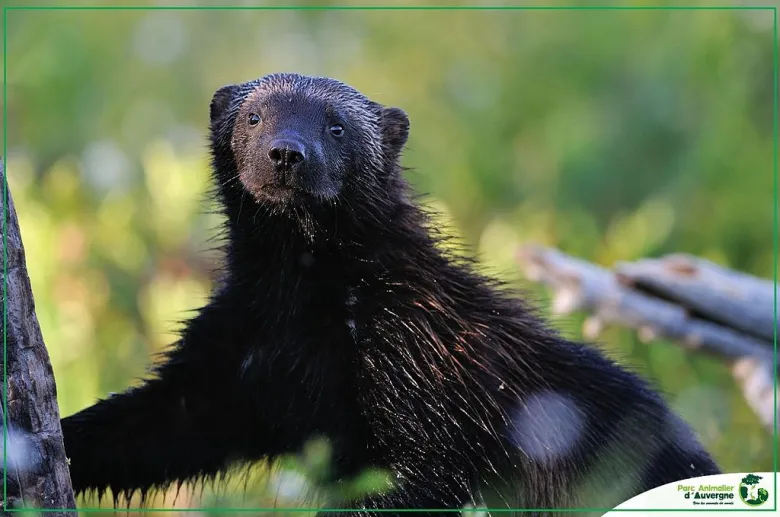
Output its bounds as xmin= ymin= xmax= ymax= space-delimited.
xmin=61 ymin=73 xmax=720 ymax=515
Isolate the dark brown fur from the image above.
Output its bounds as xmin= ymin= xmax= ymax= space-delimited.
xmin=60 ymin=73 xmax=720 ymax=515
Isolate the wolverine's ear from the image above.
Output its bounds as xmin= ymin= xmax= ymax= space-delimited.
xmin=380 ymin=107 xmax=410 ymax=155
xmin=210 ymin=84 xmax=240 ymax=124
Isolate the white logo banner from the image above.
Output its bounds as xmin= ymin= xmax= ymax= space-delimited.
xmin=604 ymin=472 xmax=775 ymax=515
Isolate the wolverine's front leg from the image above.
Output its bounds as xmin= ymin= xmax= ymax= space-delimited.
xmin=60 ymin=305 xmax=260 ymax=501
xmin=61 ymin=351 xmax=242 ymax=500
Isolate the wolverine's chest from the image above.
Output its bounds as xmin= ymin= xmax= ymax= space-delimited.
xmin=233 ymin=264 xmax=367 ymax=397
xmin=229 ymin=248 xmax=399 ymax=443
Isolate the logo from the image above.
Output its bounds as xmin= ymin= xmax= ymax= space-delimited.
xmin=678 ymin=482 xmax=736 ymax=506
xmin=607 ymin=472 xmax=774 ymax=513
xmin=739 ymin=473 xmax=769 ymax=507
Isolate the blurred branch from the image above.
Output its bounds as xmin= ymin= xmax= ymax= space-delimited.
xmin=517 ymin=243 xmax=777 ymax=433
xmin=0 ymin=158 xmax=76 ymax=514
xmin=616 ymin=255 xmax=777 ymax=343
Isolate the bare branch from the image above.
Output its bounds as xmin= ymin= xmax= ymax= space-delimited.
xmin=615 ymin=254 xmax=776 ymax=343
xmin=517 ymin=243 xmax=777 ymax=432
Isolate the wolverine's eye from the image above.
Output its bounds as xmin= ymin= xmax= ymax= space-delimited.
xmin=329 ymin=124 xmax=344 ymax=137
xmin=248 ymin=113 xmax=261 ymax=126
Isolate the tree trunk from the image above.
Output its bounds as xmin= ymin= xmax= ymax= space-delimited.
xmin=1 ymin=158 xmax=76 ymax=515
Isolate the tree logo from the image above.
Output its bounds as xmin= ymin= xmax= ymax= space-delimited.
xmin=739 ymin=474 xmax=769 ymax=507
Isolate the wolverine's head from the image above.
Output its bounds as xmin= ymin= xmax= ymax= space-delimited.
xmin=209 ymin=73 xmax=410 ymax=207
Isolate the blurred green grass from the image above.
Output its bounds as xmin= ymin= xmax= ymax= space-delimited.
xmin=1 ymin=0 xmax=776 ymax=512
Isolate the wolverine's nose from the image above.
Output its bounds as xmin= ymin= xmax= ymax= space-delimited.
xmin=268 ymin=139 xmax=306 ymax=171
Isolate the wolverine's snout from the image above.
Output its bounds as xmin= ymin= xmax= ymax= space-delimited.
xmin=266 ymin=138 xmax=307 ymax=186
xmin=268 ymin=139 xmax=306 ymax=171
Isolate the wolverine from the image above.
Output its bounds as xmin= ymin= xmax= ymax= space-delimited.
xmin=61 ymin=73 xmax=720 ymax=515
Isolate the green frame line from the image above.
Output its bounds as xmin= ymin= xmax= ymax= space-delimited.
xmin=3 ymin=4 xmax=779 ymax=9
xmin=2 ymin=3 xmax=778 ymax=514
xmin=2 ymin=2 xmax=7 ymax=513
xmin=773 ymin=3 xmax=778 ymax=513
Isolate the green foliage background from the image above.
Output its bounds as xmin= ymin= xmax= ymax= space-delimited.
xmin=1 ymin=0 xmax=776 ymax=513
